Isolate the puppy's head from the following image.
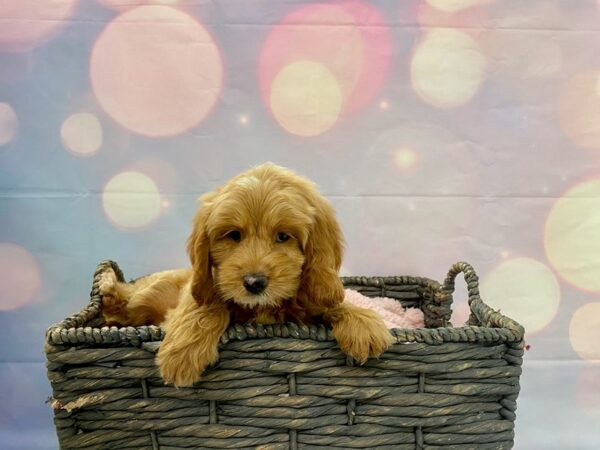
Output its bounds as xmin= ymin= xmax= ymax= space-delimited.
xmin=187 ymin=163 xmax=345 ymax=311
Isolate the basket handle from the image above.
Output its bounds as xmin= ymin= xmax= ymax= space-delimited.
xmin=442 ymin=261 xmax=480 ymax=306
xmin=442 ymin=262 xmax=525 ymax=338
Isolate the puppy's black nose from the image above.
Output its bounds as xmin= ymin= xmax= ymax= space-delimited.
xmin=243 ymin=273 xmax=268 ymax=294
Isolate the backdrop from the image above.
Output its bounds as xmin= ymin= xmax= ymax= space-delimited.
xmin=1 ymin=0 xmax=600 ymax=448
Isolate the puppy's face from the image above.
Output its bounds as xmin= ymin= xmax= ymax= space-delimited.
xmin=205 ymin=174 xmax=314 ymax=308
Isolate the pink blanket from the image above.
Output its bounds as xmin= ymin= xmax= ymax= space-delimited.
xmin=344 ymin=289 xmax=425 ymax=329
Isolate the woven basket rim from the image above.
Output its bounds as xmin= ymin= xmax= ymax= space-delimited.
xmin=45 ymin=260 xmax=525 ymax=348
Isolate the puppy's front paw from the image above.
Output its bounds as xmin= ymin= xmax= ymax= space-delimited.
xmin=332 ymin=307 xmax=395 ymax=364
xmin=156 ymin=342 xmax=219 ymax=388
xmin=337 ymin=327 xmax=394 ymax=364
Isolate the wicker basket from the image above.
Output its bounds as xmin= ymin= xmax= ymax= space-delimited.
xmin=45 ymin=261 xmax=525 ymax=450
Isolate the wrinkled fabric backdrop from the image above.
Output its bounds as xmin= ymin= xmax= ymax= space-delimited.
xmin=1 ymin=0 xmax=600 ymax=448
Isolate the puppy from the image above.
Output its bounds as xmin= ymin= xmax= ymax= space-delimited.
xmin=100 ymin=163 xmax=394 ymax=387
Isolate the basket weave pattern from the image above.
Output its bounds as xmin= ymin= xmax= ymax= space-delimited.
xmin=46 ymin=261 xmax=524 ymax=450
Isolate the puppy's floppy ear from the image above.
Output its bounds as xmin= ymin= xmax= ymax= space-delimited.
xmin=187 ymin=194 xmax=217 ymax=306
xmin=297 ymin=195 xmax=345 ymax=310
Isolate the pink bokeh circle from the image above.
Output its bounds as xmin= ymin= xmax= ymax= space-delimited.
xmin=259 ymin=0 xmax=392 ymax=117
xmin=0 ymin=0 xmax=77 ymax=53
xmin=90 ymin=5 xmax=223 ymax=137
xmin=0 ymin=243 xmax=41 ymax=311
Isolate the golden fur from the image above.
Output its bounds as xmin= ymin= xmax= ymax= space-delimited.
xmin=100 ymin=163 xmax=394 ymax=387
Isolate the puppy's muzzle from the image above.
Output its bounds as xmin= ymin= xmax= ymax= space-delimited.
xmin=243 ymin=273 xmax=268 ymax=295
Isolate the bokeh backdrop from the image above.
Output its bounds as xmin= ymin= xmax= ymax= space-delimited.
xmin=1 ymin=0 xmax=600 ymax=448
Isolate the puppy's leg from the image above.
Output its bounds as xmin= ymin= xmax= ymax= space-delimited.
xmin=324 ymin=302 xmax=395 ymax=364
xmin=99 ymin=268 xmax=190 ymax=326
xmin=156 ymin=288 xmax=230 ymax=387
xmin=99 ymin=268 xmax=136 ymax=326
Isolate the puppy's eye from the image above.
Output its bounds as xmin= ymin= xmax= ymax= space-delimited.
xmin=275 ymin=232 xmax=290 ymax=243
xmin=226 ymin=230 xmax=242 ymax=242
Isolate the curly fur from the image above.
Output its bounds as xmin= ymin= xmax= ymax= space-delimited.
xmin=100 ymin=163 xmax=394 ymax=387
